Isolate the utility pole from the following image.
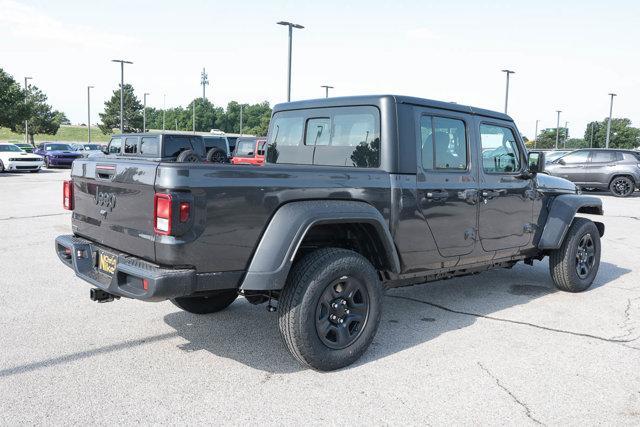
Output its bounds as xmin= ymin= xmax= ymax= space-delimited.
xmin=239 ymin=104 xmax=243 ymax=136
xmin=87 ymin=85 xmax=94 ymax=143
xmin=24 ymin=76 xmax=32 ymax=145
xmin=201 ymin=68 xmax=209 ymax=101
xmin=162 ymin=94 xmax=166 ymax=131
xmin=534 ymin=119 xmax=539 ymax=149
xmin=321 ymin=85 xmax=334 ymax=98
xmin=143 ymin=93 xmax=149 ymax=133
xmin=501 ymin=69 xmax=515 ymax=114
xmin=605 ymin=93 xmax=616 ymax=148
xmin=555 ymin=110 xmax=562 ymax=149
xmin=111 ymin=59 xmax=133 ymax=133
xmin=277 ymin=21 xmax=304 ymax=102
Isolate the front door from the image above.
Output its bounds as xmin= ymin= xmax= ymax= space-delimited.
xmin=478 ymin=121 xmax=534 ymax=252
xmin=416 ymin=111 xmax=478 ymax=258
xmin=583 ymin=150 xmax=619 ymax=186
xmin=552 ymin=150 xmax=589 ymax=183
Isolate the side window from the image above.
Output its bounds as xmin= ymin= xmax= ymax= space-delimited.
xmin=590 ymin=151 xmax=616 ymax=163
xmin=559 ymin=151 xmax=589 ymax=164
xmin=305 ymin=118 xmax=331 ymax=146
xmin=270 ymin=117 xmax=304 ymax=146
xmin=420 ymin=116 xmax=467 ymax=171
xmin=163 ymin=136 xmax=191 ymax=157
xmin=140 ymin=137 xmax=159 ymax=156
xmin=108 ymin=138 xmax=122 ymax=154
xmin=480 ymin=125 xmax=522 ymax=173
xmin=124 ymin=137 xmax=138 ymax=154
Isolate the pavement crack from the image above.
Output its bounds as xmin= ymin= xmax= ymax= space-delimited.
xmin=0 ymin=212 xmax=68 ymax=221
xmin=477 ymin=362 xmax=544 ymax=425
xmin=611 ymin=297 xmax=640 ymax=341
xmin=388 ymin=294 xmax=640 ymax=345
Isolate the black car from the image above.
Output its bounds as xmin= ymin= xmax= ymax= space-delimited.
xmin=56 ymin=95 xmax=604 ymax=371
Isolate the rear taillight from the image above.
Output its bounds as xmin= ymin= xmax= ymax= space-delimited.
xmin=63 ymin=180 xmax=73 ymax=210
xmin=154 ymin=193 xmax=172 ymax=235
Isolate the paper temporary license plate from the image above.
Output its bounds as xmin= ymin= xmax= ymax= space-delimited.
xmin=97 ymin=251 xmax=117 ymax=276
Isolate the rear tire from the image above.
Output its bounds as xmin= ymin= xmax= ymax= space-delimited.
xmin=206 ymin=148 xmax=227 ymax=163
xmin=278 ymin=248 xmax=383 ymax=371
xmin=549 ymin=218 xmax=600 ymax=292
xmin=176 ymin=149 xmax=202 ymax=163
xmin=609 ymin=176 xmax=634 ymax=197
xmin=171 ymin=290 xmax=238 ymax=314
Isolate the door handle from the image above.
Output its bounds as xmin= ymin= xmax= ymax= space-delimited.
xmin=424 ymin=190 xmax=449 ymax=202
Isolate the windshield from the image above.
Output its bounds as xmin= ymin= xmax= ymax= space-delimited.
xmin=45 ymin=144 xmax=72 ymax=151
xmin=235 ymin=140 xmax=256 ymax=156
xmin=83 ymin=144 xmax=101 ymax=150
xmin=0 ymin=144 xmax=22 ymax=152
xmin=546 ymin=151 xmax=570 ymax=162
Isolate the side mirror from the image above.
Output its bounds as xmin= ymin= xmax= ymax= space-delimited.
xmin=528 ymin=151 xmax=545 ymax=175
xmin=557 ymin=158 xmax=566 ymax=165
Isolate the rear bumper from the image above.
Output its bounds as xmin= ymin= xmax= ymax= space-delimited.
xmin=55 ymin=235 xmax=242 ymax=301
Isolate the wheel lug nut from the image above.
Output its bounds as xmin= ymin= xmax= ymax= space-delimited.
xmin=338 ymin=318 xmax=344 ymax=324
xmin=345 ymin=309 xmax=350 ymax=314
xmin=332 ymin=303 xmax=338 ymax=309
xmin=341 ymin=300 xmax=347 ymax=305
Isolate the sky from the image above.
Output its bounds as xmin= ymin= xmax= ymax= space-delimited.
xmin=1 ymin=0 xmax=639 ymax=141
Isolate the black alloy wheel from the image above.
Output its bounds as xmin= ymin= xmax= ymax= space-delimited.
xmin=575 ymin=233 xmax=596 ymax=279
xmin=315 ymin=275 xmax=370 ymax=350
xmin=610 ymin=176 xmax=634 ymax=197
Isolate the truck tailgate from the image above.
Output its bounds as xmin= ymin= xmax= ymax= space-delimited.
xmin=70 ymin=159 xmax=158 ymax=262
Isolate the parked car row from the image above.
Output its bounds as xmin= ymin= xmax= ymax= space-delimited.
xmin=532 ymin=148 xmax=640 ymax=197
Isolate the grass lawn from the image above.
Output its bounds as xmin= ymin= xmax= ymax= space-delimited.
xmin=0 ymin=126 xmax=112 ymax=143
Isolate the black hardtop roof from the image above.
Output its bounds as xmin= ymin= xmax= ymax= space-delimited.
xmin=273 ymin=94 xmax=512 ymax=121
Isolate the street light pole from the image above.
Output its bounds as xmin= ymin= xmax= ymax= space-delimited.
xmin=590 ymin=122 xmax=595 ymax=148
xmin=534 ymin=119 xmax=539 ymax=149
xmin=321 ymin=85 xmax=334 ymax=98
xmin=24 ymin=76 xmax=32 ymax=145
xmin=277 ymin=21 xmax=304 ymax=102
xmin=111 ymin=59 xmax=133 ymax=134
xmin=564 ymin=121 xmax=569 ymax=148
xmin=162 ymin=94 xmax=166 ymax=131
xmin=501 ymin=69 xmax=515 ymax=114
xmin=239 ymin=104 xmax=243 ymax=136
xmin=192 ymin=102 xmax=196 ymax=134
xmin=605 ymin=93 xmax=617 ymax=148
xmin=87 ymin=85 xmax=94 ymax=143
xmin=555 ymin=110 xmax=562 ymax=149
xmin=143 ymin=93 xmax=149 ymax=133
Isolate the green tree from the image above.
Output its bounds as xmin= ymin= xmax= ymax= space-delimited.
xmin=0 ymin=68 xmax=28 ymax=129
xmin=533 ymin=128 xmax=568 ymax=149
xmin=98 ymin=84 xmax=143 ymax=134
xmin=583 ymin=118 xmax=640 ymax=149
xmin=12 ymin=85 xmax=64 ymax=144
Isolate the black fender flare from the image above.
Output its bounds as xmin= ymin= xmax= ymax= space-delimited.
xmin=240 ymin=200 xmax=400 ymax=291
xmin=537 ymin=194 xmax=604 ymax=250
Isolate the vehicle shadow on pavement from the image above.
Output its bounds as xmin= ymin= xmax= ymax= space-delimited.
xmin=163 ymin=259 xmax=630 ymax=373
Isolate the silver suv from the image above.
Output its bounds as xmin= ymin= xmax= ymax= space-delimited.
xmin=545 ymin=149 xmax=640 ymax=197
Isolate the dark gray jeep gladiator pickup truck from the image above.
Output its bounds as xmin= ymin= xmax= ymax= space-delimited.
xmin=56 ymin=95 xmax=604 ymax=371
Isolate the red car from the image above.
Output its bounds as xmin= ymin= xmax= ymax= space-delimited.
xmin=230 ymin=137 xmax=267 ymax=166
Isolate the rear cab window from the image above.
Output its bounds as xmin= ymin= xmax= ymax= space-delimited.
xmin=108 ymin=138 xmax=122 ymax=154
xmin=266 ymin=106 xmax=380 ymax=168
xmin=163 ymin=135 xmax=193 ymax=158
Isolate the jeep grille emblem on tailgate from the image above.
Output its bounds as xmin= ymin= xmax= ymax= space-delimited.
xmin=95 ymin=191 xmax=116 ymax=212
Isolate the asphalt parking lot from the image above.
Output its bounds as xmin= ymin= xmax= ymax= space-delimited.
xmin=1 ymin=168 xmax=639 ymax=425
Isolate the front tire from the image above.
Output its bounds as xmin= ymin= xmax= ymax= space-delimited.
xmin=609 ymin=176 xmax=634 ymax=197
xmin=549 ymin=218 xmax=601 ymax=292
xmin=278 ymin=248 xmax=383 ymax=371
xmin=44 ymin=157 xmax=50 ymax=168
xmin=171 ymin=290 xmax=238 ymax=314
xmin=0 ymin=160 xmax=4 ymax=173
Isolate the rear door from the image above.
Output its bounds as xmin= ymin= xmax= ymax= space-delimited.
xmin=71 ymin=158 xmax=159 ymax=261
xmin=583 ymin=150 xmax=619 ymax=186
xmin=416 ymin=109 xmax=478 ymax=257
